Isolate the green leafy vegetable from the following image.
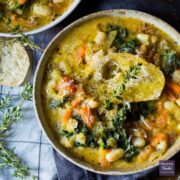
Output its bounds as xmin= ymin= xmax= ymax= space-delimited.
xmin=161 ymin=51 xmax=180 ymax=75
xmin=105 ymin=24 xmax=138 ymax=53
xmin=139 ymin=102 xmax=156 ymax=117
xmin=114 ymin=63 xmax=142 ymax=99
xmin=106 ymin=24 xmax=128 ymax=38
xmin=124 ymin=145 xmax=139 ymax=162
xmin=59 ymin=130 xmax=74 ymax=137
xmin=49 ymin=96 xmax=70 ymax=109
xmin=112 ymin=102 xmax=138 ymax=161
xmin=104 ymin=99 xmax=113 ymax=110
xmin=118 ymin=39 xmax=139 ymax=54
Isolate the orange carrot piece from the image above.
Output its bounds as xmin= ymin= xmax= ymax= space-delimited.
xmin=76 ymin=44 xmax=87 ymax=62
xmin=99 ymin=149 xmax=111 ymax=167
xmin=63 ymin=108 xmax=72 ymax=124
xmin=166 ymin=91 xmax=177 ymax=102
xmin=17 ymin=0 xmax=28 ymax=5
xmin=156 ymin=109 xmax=169 ymax=128
xmin=80 ymin=107 xmax=95 ymax=129
xmin=151 ymin=133 xmax=167 ymax=147
xmin=168 ymin=81 xmax=180 ymax=96
xmin=71 ymin=99 xmax=81 ymax=108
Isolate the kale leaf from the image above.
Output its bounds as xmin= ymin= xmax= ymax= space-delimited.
xmin=161 ymin=51 xmax=180 ymax=75
xmin=118 ymin=39 xmax=139 ymax=54
xmin=124 ymin=145 xmax=139 ymax=162
xmin=105 ymin=24 xmax=138 ymax=54
xmin=104 ymin=99 xmax=113 ymax=110
xmin=49 ymin=96 xmax=70 ymax=109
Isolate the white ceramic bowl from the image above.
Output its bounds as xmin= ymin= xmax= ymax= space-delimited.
xmin=0 ymin=0 xmax=81 ymax=37
xmin=33 ymin=10 xmax=180 ymax=175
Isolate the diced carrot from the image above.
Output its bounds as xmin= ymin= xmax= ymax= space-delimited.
xmin=168 ymin=81 xmax=180 ymax=96
xmin=76 ymin=44 xmax=87 ymax=62
xmin=99 ymin=149 xmax=111 ymax=167
xmin=17 ymin=0 xmax=28 ymax=5
xmin=166 ymin=91 xmax=177 ymax=102
xmin=80 ymin=107 xmax=96 ymax=129
xmin=156 ymin=109 xmax=169 ymax=128
xmin=151 ymin=133 xmax=167 ymax=147
xmin=71 ymin=99 xmax=81 ymax=108
xmin=63 ymin=108 xmax=72 ymax=124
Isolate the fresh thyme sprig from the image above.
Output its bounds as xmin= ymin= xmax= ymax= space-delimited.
xmin=0 ymin=143 xmax=29 ymax=178
xmin=21 ymin=83 xmax=33 ymax=101
xmin=0 ymin=106 xmax=22 ymax=134
xmin=0 ymin=83 xmax=33 ymax=179
xmin=0 ymin=95 xmax=11 ymax=111
xmin=1 ymin=16 xmax=42 ymax=51
xmin=114 ymin=63 xmax=142 ymax=99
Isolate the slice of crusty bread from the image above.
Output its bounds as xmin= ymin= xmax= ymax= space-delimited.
xmin=0 ymin=39 xmax=30 ymax=87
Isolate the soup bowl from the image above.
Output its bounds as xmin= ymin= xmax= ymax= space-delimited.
xmin=0 ymin=0 xmax=81 ymax=37
xmin=33 ymin=10 xmax=180 ymax=175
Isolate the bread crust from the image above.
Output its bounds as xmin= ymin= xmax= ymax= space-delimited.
xmin=0 ymin=39 xmax=30 ymax=87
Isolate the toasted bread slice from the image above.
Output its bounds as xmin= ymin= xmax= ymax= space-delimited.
xmin=0 ymin=39 xmax=30 ymax=87
xmin=106 ymin=53 xmax=165 ymax=102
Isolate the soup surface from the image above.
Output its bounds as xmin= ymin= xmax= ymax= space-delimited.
xmin=0 ymin=0 xmax=73 ymax=32
xmin=42 ymin=16 xmax=180 ymax=169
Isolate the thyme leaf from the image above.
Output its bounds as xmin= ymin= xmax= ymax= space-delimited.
xmin=21 ymin=83 xmax=33 ymax=101
xmin=0 ymin=143 xmax=29 ymax=178
xmin=0 ymin=83 xmax=33 ymax=178
xmin=114 ymin=63 xmax=142 ymax=99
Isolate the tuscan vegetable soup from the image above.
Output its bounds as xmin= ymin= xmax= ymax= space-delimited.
xmin=0 ymin=0 xmax=73 ymax=32
xmin=42 ymin=16 xmax=180 ymax=169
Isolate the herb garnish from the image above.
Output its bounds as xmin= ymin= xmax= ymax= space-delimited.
xmin=160 ymin=51 xmax=180 ymax=76
xmin=0 ymin=83 xmax=33 ymax=179
xmin=0 ymin=16 xmax=41 ymax=51
xmin=114 ymin=63 xmax=142 ymax=99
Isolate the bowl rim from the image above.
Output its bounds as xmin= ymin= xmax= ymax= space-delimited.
xmin=33 ymin=9 xmax=180 ymax=175
xmin=0 ymin=0 xmax=81 ymax=37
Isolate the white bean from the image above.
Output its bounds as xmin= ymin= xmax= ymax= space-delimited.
xmin=95 ymin=31 xmax=107 ymax=45
xmin=106 ymin=149 xmax=125 ymax=162
xmin=172 ymin=70 xmax=180 ymax=85
xmin=132 ymin=137 xmax=146 ymax=148
xmin=137 ymin=34 xmax=149 ymax=45
xmin=33 ymin=4 xmax=51 ymax=16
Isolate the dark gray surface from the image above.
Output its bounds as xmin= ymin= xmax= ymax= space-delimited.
xmin=31 ymin=0 xmax=180 ymax=179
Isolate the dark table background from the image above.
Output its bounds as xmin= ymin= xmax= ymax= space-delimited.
xmin=32 ymin=0 xmax=180 ymax=179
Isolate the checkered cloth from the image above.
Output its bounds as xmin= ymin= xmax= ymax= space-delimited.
xmin=0 ymin=30 xmax=60 ymax=180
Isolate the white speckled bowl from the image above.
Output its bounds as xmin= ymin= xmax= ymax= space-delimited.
xmin=33 ymin=10 xmax=180 ymax=175
xmin=0 ymin=0 xmax=81 ymax=37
